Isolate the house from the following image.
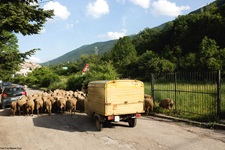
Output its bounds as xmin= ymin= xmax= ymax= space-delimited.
xmin=14 ymin=62 xmax=41 ymax=77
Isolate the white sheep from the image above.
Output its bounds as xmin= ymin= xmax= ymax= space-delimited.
xmin=56 ymin=97 xmax=67 ymax=114
xmin=26 ymin=98 xmax=35 ymax=116
xmin=66 ymin=97 xmax=77 ymax=115
xmin=10 ymin=101 xmax=17 ymax=116
xmin=43 ymin=98 xmax=52 ymax=115
xmin=17 ymin=96 xmax=28 ymax=116
xmin=35 ymin=97 xmax=44 ymax=116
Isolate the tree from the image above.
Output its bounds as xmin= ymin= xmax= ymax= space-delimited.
xmin=132 ymin=28 xmax=161 ymax=55
xmin=0 ymin=0 xmax=54 ymax=80
xmin=26 ymin=67 xmax=60 ymax=88
xmin=67 ymin=61 xmax=119 ymax=91
xmin=110 ymin=36 xmax=138 ymax=77
xmin=138 ymin=50 xmax=176 ymax=80
xmin=0 ymin=31 xmax=36 ymax=80
xmin=0 ymin=0 xmax=54 ymax=36
xmin=198 ymin=36 xmax=223 ymax=71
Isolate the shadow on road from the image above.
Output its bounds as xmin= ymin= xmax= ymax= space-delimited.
xmin=32 ymin=112 xmax=98 ymax=132
xmin=0 ymin=108 xmax=11 ymax=116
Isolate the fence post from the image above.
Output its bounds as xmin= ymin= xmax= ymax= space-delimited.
xmin=174 ymin=72 xmax=177 ymax=111
xmin=217 ymin=70 xmax=221 ymax=119
xmin=151 ymin=73 xmax=155 ymax=104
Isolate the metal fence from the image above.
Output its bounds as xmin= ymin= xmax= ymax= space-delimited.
xmin=150 ymin=71 xmax=224 ymax=121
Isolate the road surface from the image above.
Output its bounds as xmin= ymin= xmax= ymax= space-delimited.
xmin=0 ymin=88 xmax=224 ymax=150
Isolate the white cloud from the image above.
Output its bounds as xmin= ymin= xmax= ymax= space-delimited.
xmin=130 ymin=0 xmax=151 ymax=9
xmin=27 ymin=56 xmax=41 ymax=64
xmin=99 ymin=29 xmax=127 ymax=39
xmin=151 ymin=0 xmax=190 ymax=17
xmin=43 ymin=1 xmax=70 ymax=20
xmin=86 ymin=0 xmax=110 ymax=19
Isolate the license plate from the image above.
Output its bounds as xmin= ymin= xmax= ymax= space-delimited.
xmin=114 ymin=116 xmax=120 ymax=122
xmin=11 ymin=97 xmax=19 ymax=101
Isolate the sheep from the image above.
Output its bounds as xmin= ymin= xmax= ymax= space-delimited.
xmin=159 ymin=98 xmax=174 ymax=113
xmin=44 ymin=98 xmax=52 ymax=115
xmin=144 ymin=94 xmax=154 ymax=115
xmin=17 ymin=96 xmax=28 ymax=115
xmin=35 ymin=97 xmax=44 ymax=116
xmin=75 ymin=91 xmax=86 ymax=112
xmin=10 ymin=101 xmax=17 ymax=116
xmin=66 ymin=97 xmax=77 ymax=115
xmin=26 ymin=98 xmax=35 ymax=116
xmin=56 ymin=97 xmax=67 ymax=114
xmin=49 ymin=96 xmax=57 ymax=113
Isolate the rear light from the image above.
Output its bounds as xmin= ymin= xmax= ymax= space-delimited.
xmin=107 ymin=115 xmax=114 ymax=120
xmin=22 ymin=91 xmax=27 ymax=95
xmin=1 ymin=93 xmax=7 ymax=98
xmin=135 ymin=114 xmax=141 ymax=117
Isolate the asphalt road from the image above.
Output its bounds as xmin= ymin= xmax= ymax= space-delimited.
xmin=0 ymin=88 xmax=225 ymax=150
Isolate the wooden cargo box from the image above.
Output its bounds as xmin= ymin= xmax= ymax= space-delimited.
xmin=85 ymin=80 xmax=145 ymax=131
xmin=85 ymin=80 xmax=145 ymax=117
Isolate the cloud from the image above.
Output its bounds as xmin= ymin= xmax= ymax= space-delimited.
xmin=43 ymin=1 xmax=70 ymax=20
xmin=86 ymin=0 xmax=110 ymax=18
xmin=27 ymin=56 xmax=41 ymax=64
xmin=130 ymin=0 xmax=151 ymax=9
xmin=98 ymin=29 xmax=127 ymax=39
xmin=151 ymin=0 xmax=190 ymax=17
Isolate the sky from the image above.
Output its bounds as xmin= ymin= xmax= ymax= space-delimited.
xmin=16 ymin=0 xmax=215 ymax=63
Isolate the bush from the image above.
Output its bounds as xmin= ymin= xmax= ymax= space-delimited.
xmin=66 ymin=62 xmax=119 ymax=91
xmin=25 ymin=67 xmax=60 ymax=88
xmin=67 ymin=74 xmax=84 ymax=91
xmin=11 ymin=75 xmax=26 ymax=85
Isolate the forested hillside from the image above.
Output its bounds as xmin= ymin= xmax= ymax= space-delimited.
xmin=12 ymin=0 xmax=225 ymax=94
xmin=41 ymin=39 xmax=117 ymax=66
xmin=36 ymin=0 xmax=225 ymax=85
xmin=130 ymin=0 xmax=225 ymax=76
xmin=44 ymin=0 xmax=225 ymax=73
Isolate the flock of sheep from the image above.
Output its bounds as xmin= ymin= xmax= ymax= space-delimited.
xmin=10 ymin=89 xmax=86 ymax=116
xmin=9 ymin=88 xmax=173 ymax=116
xmin=144 ymin=94 xmax=174 ymax=115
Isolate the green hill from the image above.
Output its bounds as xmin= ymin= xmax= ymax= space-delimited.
xmin=41 ymin=39 xmax=117 ymax=66
xmin=41 ymin=0 xmax=223 ymax=66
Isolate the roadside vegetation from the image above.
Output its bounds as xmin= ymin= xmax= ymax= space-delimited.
xmin=1 ymin=1 xmax=225 ymax=122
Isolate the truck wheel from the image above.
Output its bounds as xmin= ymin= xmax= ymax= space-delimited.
xmin=128 ymin=118 xmax=137 ymax=127
xmin=95 ymin=117 xmax=103 ymax=131
xmin=0 ymin=104 xmax=4 ymax=109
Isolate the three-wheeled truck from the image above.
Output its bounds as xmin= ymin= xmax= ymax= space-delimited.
xmin=84 ymin=80 xmax=145 ymax=131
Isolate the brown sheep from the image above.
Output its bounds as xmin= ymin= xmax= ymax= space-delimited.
xmin=144 ymin=94 xmax=154 ymax=115
xmin=10 ymin=101 xmax=17 ymax=116
xmin=17 ymin=96 xmax=27 ymax=115
xmin=26 ymin=98 xmax=35 ymax=116
xmin=57 ymin=98 xmax=66 ymax=114
xmin=66 ymin=97 xmax=77 ymax=115
xmin=159 ymin=98 xmax=174 ymax=113
xmin=75 ymin=92 xmax=86 ymax=112
xmin=44 ymin=98 xmax=52 ymax=115
xmin=35 ymin=97 xmax=44 ymax=116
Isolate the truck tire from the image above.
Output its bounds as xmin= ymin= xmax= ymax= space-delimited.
xmin=95 ymin=117 xmax=103 ymax=131
xmin=0 ymin=104 xmax=4 ymax=109
xmin=128 ymin=118 xmax=137 ymax=127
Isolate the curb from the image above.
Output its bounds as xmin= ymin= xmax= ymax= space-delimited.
xmin=149 ymin=113 xmax=225 ymax=130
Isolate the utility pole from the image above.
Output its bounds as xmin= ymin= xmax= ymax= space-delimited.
xmin=94 ymin=47 xmax=99 ymax=55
